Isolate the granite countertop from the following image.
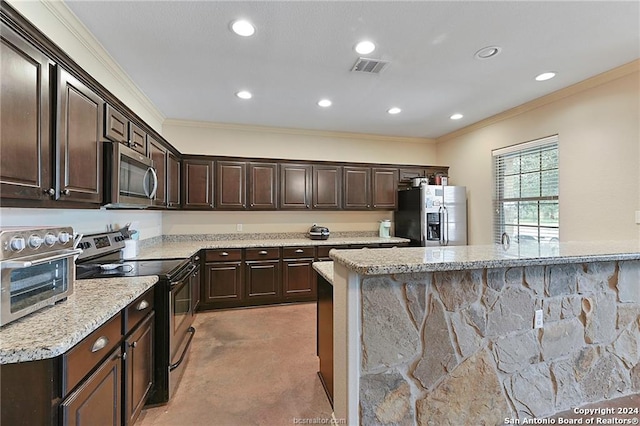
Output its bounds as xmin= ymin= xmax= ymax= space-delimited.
xmin=136 ymin=236 xmax=409 ymax=260
xmin=0 ymin=276 xmax=157 ymax=364
xmin=313 ymin=261 xmax=334 ymax=284
xmin=329 ymin=240 xmax=640 ymax=275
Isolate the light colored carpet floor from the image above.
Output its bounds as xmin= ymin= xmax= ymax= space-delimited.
xmin=136 ymin=303 xmax=333 ymax=426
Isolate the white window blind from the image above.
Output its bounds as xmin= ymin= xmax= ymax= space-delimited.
xmin=493 ymin=135 xmax=559 ymax=246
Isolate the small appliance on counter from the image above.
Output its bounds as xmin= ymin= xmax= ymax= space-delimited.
xmin=379 ymin=220 xmax=391 ymax=238
xmin=308 ymin=224 xmax=330 ymax=240
xmin=0 ymin=226 xmax=82 ymax=326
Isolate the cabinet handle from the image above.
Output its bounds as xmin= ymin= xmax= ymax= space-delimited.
xmin=136 ymin=300 xmax=149 ymax=311
xmin=306 ymin=204 xmax=310 ymax=208
xmin=62 ymin=189 xmax=71 ymax=196
xmin=130 ymin=341 xmax=137 ymax=348
xmin=220 ymin=252 xmax=229 ymax=256
xmin=91 ymin=336 xmax=109 ymax=353
xmin=295 ymin=249 xmax=304 ymax=253
xmin=44 ymin=188 xmax=55 ymax=196
xmin=258 ymin=250 xmax=268 ymax=255
xmin=194 ymin=256 xmax=200 ymax=261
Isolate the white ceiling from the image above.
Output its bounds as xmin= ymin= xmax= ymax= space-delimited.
xmin=64 ymin=1 xmax=639 ymax=139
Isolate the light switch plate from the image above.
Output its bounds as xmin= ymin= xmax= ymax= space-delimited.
xmin=636 ymin=211 xmax=640 ymax=224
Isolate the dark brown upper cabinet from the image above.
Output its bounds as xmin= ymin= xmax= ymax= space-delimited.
xmin=248 ymin=162 xmax=278 ymax=210
xmin=372 ymin=167 xmax=398 ymax=209
xmin=343 ymin=166 xmax=371 ymax=210
xmin=313 ymin=165 xmax=342 ymax=209
xmin=280 ymin=163 xmax=312 ymax=209
xmin=104 ymin=104 xmax=146 ymax=155
xmin=167 ymin=153 xmax=181 ymax=208
xmin=57 ymin=68 xmax=103 ymax=204
xmin=399 ymin=168 xmax=427 ymax=182
xmin=0 ymin=25 xmax=54 ymax=201
xmin=148 ymin=136 xmax=167 ymax=207
xmin=183 ymin=159 xmax=214 ymax=209
xmin=216 ymin=160 xmax=246 ymax=209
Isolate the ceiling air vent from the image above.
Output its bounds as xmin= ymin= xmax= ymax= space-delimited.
xmin=351 ymin=57 xmax=389 ymax=74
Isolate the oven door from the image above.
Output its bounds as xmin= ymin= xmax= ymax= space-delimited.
xmin=168 ymin=264 xmax=197 ymax=397
xmin=0 ymin=248 xmax=81 ymax=326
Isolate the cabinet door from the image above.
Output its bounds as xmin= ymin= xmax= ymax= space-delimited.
xmin=148 ymin=137 xmax=167 ymax=207
xmin=282 ymin=259 xmax=315 ymax=300
xmin=183 ymin=159 xmax=214 ymax=209
xmin=372 ymin=167 xmax=398 ymax=209
xmin=313 ymin=165 xmax=342 ymax=209
xmin=104 ymin=103 xmax=128 ymax=144
xmin=245 ymin=260 xmax=280 ymax=302
xmin=216 ymin=161 xmax=246 ymax=209
xmin=203 ymin=261 xmax=243 ymax=304
xmin=124 ymin=312 xmax=154 ymax=426
xmin=57 ymin=68 xmax=103 ymax=204
xmin=343 ymin=166 xmax=371 ymax=210
xmin=1 ymin=26 xmax=54 ymax=201
xmin=60 ymin=347 xmax=122 ymax=426
xmin=128 ymin=122 xmax=147 ymax=155
xmin=248 ymin=162 xmax=277 ymax=209
xmin=280 ymin=163 xmax=312 ymax=209
xmin=167 ymin=153 xmax=180 ymax=208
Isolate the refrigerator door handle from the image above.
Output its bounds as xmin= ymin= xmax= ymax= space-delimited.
xmin=439 ymin=206 xmax=445 ymax=245
xmin=443 ymin=206 xmax=449 ymax=245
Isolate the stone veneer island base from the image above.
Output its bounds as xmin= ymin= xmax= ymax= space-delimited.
xmin=329 ymin=241 xmax=640 ymax=425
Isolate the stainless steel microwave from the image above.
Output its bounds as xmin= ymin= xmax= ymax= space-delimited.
xmin=103 ymin=141 xmax=158 ymax=208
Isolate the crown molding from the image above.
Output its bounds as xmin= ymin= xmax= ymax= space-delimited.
xmin=437 ymin=59 xmax=640 ymax=143
xmin=163 ymin=119 xmax=437 ymax=145
xmin=40 ymin=0 xmax=165 ymax=127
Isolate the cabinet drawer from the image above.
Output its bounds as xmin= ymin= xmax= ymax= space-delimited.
xmin=205 ymin=249 xmax=242 ymax=262
xmin=245 ymin=247 xmax=280 ymax=261
xmin=63 ymin=313 xmax=122 ymax=395
xmin=282 ymin=246 xmax=314 ymax=259
xmin=316 ymin=245 xmax=349 ymax=259
xmin=124 ymin=287 xmax=154 ymax=335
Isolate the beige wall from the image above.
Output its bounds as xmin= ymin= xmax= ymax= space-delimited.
xmin=163 ymin=120 xmax=437 ymax=165
xmin=436 ymin=61 xmax=640 ymax=244
xmin=6 ymin=0 xmax=164 ymax=132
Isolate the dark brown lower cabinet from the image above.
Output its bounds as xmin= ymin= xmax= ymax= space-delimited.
xmin=60 ymin=347 xmax=122 ymax=426
xmin=124 ymin=312 xmax=154 ymax=426
xmin=317 ymin=273 xmax=333 ymax=407
xmin=282 ymin=246 xmax=316 ymax=301
xmin=245 ymin=260 xmax=281 ymax=302
xmin=202 ymin=263 xmax=244 ymax=310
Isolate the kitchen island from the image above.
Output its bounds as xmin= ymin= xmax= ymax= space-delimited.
xmin=328 ymin=241 xmax=640 ymax=425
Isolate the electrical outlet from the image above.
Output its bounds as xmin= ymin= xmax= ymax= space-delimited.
xmin=236 ymin=224 xmax=243 ymax=232
xmin=534 ymin=309 xmax=544 ymax=329
xmin=635 ymin=211 xmax=640 ymax=224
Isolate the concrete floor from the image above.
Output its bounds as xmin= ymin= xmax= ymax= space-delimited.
xmin=137 ymin=303 xmax=333 ymax=426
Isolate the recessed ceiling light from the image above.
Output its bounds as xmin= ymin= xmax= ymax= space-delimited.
xmin=387 ymin=107 xmax=401 ymax=115
xmin=535 ymin=72 xmax=556 ymax=81
xmin=231 ymin=19 xmax=255 ymax=37
xmin=474 ymin=46 xmax=502 ymax=60
xmin=355 ymin=40 xmax=376 ymax=55
xmin=236 ymin=90 xmax=252 ymax=99
xmin=317 ymin=99 xmax=332 ymax=107
xmin=450 ymin=113 xmax=463 ymax=120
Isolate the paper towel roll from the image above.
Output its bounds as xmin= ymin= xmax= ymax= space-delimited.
xmin=122 ymin=240 xmax=139 ymax=259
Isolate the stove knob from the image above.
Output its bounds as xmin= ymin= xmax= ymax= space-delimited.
xmin=28 ymin=235 xmax=44 ymax=249
xmin=58 ymin=232 xmax=71 ymax=244
xmin=9 ymin=237 xmax=26 ymax=252
xmin=44 ymin=233 xmax=57 ymax=246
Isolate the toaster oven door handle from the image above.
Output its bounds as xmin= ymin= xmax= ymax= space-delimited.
xmin=1 ymin=248 xmax=83 ymax=269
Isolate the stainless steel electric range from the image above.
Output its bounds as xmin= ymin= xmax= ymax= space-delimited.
xmin=75 ymin=231 xmax=198 ymax=405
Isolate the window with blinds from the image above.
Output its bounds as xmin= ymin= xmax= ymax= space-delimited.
xmin=493 ymin=135 xmax=559 ymax=247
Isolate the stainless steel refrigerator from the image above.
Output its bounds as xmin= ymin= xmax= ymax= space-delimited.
xmin=395 ymin=185 xmax=467 ymax=246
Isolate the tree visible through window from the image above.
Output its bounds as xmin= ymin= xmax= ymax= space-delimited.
xmin=493 ymin=135 xmax=559 ymax=249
